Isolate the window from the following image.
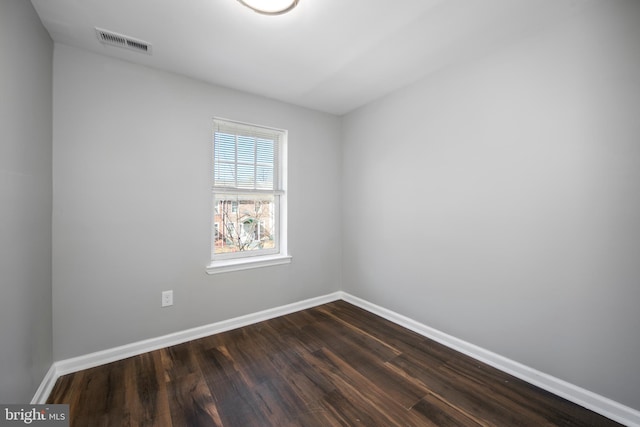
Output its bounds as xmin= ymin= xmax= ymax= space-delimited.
xmin=207 ymin=118 xmax=291 ymax=274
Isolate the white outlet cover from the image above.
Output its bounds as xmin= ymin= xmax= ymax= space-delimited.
xmin=162 ymin=290 xmax=173 ymax=307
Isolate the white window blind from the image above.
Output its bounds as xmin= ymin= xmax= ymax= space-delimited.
xmin=213 ymin=119 xmax=282 ymax=193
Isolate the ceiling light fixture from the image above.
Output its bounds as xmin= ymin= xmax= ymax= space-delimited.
xmin=237 ymin=0 xmax=299 ymax=15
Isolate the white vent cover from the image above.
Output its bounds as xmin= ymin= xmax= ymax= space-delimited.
xmin=95 ymin=28 xmax=152 ymax=55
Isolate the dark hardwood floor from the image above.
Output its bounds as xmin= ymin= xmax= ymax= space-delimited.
xmin=47 ymin=301 xmax=622 ymax=426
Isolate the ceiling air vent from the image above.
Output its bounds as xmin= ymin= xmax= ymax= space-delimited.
xmin=95 ymin=28 xmax=152 ymax=55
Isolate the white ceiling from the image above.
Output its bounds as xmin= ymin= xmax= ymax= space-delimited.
xmin=31 ymin=0 xmax=586 ymax=115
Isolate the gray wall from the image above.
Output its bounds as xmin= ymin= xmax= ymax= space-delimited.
xmin=0 ymin=0 xmax=53 ymax=403
xmin=342 ymin=0 xmax=640 ymax=411
xmin=52 ymin=44 xmax=342 ymax=360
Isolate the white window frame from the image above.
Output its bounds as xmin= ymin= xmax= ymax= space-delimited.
xmin=206 ymin=118 xmax=291 ymax=274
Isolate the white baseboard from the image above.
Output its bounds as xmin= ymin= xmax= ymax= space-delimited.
xmin=30 ymin=364 xmax=58 ymax=405
xmin=33 ymin=292 xmax=342 ymax=403
xmin=340 ymin=292 xmax=640 ymax=427
xmin=33 ymin=290 xmax=640 ymax=426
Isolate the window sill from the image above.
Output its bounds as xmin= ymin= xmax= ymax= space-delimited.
xmin=206 ymin=254 xmax=292 ymax=275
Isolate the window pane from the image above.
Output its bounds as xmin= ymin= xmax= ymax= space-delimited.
xmin=237 ymin=135 xmax=255 ymax=163
xmin=214 ymin=162 xmax=235 ymax=187
xmin=256 ymin=138 xmax=274 ymax=164
xmin=255 ymin=165 xmax=274 ymax=190
xmin=236 ymin=163 xmax=255 ymax=189
xmin=214 ymin=133 xmax=236 ymax=161
xmin=213 ymin=194 xmax=276 ymax=254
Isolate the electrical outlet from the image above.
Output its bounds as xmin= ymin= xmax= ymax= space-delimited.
xmin=161 ymin=290 xmax=173 ymax=307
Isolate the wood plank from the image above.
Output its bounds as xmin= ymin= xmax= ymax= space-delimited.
xmin=411 ymin=393 xmax=485 ymax=427
xmin=389 ymin=350 xmax=553 ymax=425
xmin=301 ymin=316 xmax=428 ymax=410
xmin=304 ymin=347 xmax=436 ymax=426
